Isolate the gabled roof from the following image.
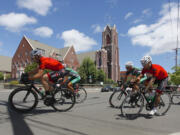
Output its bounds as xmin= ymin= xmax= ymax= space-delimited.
xmin=0 ymin=55 xmax=12 ymax=72
xmin=77 ymin=51 xmax=96 ymax=65
xmin=25 ymin=36 xmax=70 ymax=61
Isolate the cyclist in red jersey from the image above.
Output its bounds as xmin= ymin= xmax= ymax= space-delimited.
xmin=27 ymin=49 xmax=65 ymax=96
xmin=136 ymin=55 xmax=168 ymax=115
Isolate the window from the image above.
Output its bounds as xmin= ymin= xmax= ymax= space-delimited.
xmin=23 ymin=44 xmax=25 ymax=47
xmin=25 ymin=51 xmax=28 ymax=56
xmin=106 ymin=35 xmax=111 ymax=44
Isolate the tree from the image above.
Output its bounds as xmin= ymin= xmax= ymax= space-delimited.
xmin=170 ymin=66 xmax=180 ymax=85
xmin=77 ymin=57 xmax=97 ymax=83
xmin=97 ymin=69 xmax=106 ymax=82
xmin=24 ymin=62 xmax=38 ymax=73
xmin=0 ymin=72 xmax=3 ymax=80
xmin=24 ymin=62 xmax=51 ymax=74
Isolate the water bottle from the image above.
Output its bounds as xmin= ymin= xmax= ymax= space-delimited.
xmin=147 ymin=90 xmax=155 ymax=102
xmin=38 ymin=87 xmax=45 ymax=95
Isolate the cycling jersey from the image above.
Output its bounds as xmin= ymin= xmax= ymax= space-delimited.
xmin=39 ymin=57 xmax=64 ymax=71
xmin=141 ymin=64 xmax=168 ymax=81
xmin=64 ymin=68 xmax=81 ymax=84
xmin=126 ymin=68 xmax=141 ymax=77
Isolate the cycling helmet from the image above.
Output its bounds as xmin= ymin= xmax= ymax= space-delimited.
xmin=30 ymin=49 xmax=42 ymax=58
xmin=140 ymin=55 xmax=152 ymax=66
xmin=125 ymin=61 xmax=133 ymax=67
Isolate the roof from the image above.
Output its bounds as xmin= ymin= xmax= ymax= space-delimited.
xmin=0 ymin=55 xmax=12 ymax=72
xmin=25 ymin=37 xmax=70 ymax=61
xmin=77 ymin=51 xmax=96 ymax=65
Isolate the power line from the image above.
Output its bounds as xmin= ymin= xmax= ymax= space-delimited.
xmin=176 ymin=0 xmax=180 ymax=70
xmin=169 ymin=0 xmax=174 ymax=37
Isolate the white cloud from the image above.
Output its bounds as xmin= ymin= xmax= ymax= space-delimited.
xmin=133 ymin=19 xmax=142 ymax=24
xmin=142 ymin=8 xmax=152 ymax=16
xmin=17 ymin=0 xmax=52 ymax=16
xmin=128 ymin=2 xmax=179 ymax=55
xmin=120 ymin=33 xmax=127 ymax=37
xmin=91 ymin=24 xmax=103 ymax=33
xmin=0 ymin=12 xmax=37 ymax=32
xmin=61 ymin=29 xmax=97 ymax=52
xmin=124 ymin=12 xmax=133 ymax=20
xmin=33 ymin=26 xmax=53 ymax=37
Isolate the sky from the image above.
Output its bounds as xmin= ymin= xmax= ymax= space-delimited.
xmin=0 ymin=0 xmax=180 ymax=73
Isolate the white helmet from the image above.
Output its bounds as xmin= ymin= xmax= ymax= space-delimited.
xmin=125 ymin=61 xmax=133 ymax=67
xmin=30 ymin=49 xmax=42 ymax=58
xmin=140 ymin=55 xmax=152 ymax=66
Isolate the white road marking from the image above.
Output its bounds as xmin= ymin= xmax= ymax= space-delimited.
xmin=169 ymin=132 xmax=180 ymax=135
xmin=0 ymin=90 xmax=12 ymax=93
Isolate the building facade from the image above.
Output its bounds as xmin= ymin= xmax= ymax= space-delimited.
xmin=96 ymin=25 xmax=120 ymax=82
xmin=12 ymin=36 xmax=79 ymax=79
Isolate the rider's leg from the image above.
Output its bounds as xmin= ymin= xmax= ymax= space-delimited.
xmin=154 ymin=78 xmax=168 ymax=107
xmin=41 ymin=74 xmax=53 ymax=92
xmin=154 ymin=90 xmax=162 ymax=107
xmin=67 ymin=82 xmax=74 ymax=92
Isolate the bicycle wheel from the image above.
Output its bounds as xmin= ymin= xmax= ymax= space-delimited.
xmin=155 ymin=92 xmax=171 ymax=116
xmin=52 ymin=89 xmax=76 ymax=112
xmin=172 ymin=95 xmax=180 ymax=104
xmin=171 ymin=91 xmax=180 ymax=104
xmin=109 ymin=90 xmax=127 ymax=108
xmin=8 ymin=87 xmax=38 ymax=113
xmin=75 ymin=87 xmax=87 ymax=103
xmin=121 ymin=93 xmax=144 ymax=118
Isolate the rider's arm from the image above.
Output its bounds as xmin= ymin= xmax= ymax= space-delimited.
xmin=63 ymin=76 xmax=69 ymax=84
xmin=136 ymin=74 xmax=143 ymax=82
xmin=28 ymin=69 xmax=44 ymax=80
xmin=145 ymin=77 xmax=155 ymax=91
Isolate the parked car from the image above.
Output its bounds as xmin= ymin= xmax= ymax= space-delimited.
xmin=101 ymin=85 xmax=114 ymax=92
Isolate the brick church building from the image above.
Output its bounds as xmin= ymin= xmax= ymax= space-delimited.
xmin=95 ymin=25 xmax=120 ymax=82
xmin=11 ymin=25 xmax=120 ymax=81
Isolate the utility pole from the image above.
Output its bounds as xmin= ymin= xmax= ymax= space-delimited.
xmin=173 ymin=0 xmax=180 ymax=71
xmin=173 ymin=48 xmax=180 ymax=71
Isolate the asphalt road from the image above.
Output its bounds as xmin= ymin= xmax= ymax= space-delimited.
xmin=0 ymin=87 xmax=180 ymax=135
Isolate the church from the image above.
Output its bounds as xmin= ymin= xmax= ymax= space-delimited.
xmin=77 ymin=25 xmax=120 ymax=82
xmin=11 ymin=25 xmax=120 ymax=82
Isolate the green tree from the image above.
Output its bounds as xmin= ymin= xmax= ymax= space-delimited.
xmin=77 ymin=57 xmax=97 ymax=83
xmin=170 ymin=66 xmax=180 ymax=85
xmin=24 ymin=62 xmax=51 ymax=74
xmin=24 ymin=62 xmax=38 ymax=73
xmin=97 ymin=69 xmax=106 ymax=82
xmin=0 ymin=72 xmax=3 ymax=80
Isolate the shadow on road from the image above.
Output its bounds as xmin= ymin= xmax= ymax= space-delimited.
xmin=116 ymin=113 xmax=153 ymax=120
xmin=0 ymin=100 xmax=88 ymax=135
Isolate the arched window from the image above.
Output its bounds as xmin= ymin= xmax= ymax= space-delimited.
xmin=106 ymin=35 xmax=111 ymax=44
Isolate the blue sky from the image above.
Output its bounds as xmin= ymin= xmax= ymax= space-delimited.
xmin=0 ymin=0 xmax=179 ymax=73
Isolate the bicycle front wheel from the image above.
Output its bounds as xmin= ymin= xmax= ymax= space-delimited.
xmin=52 ymin=89 xmax=76 ymax=112
xmin=121 ymin=93 xmax=144 ymax=118
xmin=155 ymin=92 xmax=171 ymax=116
xmin=8 ymin=87 xmax=38 ymax=113
xmin=109 ymin=90 xmax=127 ymax=108
xmin=75 ymin=87 xmax=87 ymax=103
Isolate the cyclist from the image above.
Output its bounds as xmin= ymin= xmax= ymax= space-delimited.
xmin=27 ymin=49 xmax=65 ymax=97
xmin=123 ymin=61 xmax=146 ymax=92
xmin=136 ymin=55 xmax=168 ymax=115
xmin=61 ymin=66 xmax=81 ymax=93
